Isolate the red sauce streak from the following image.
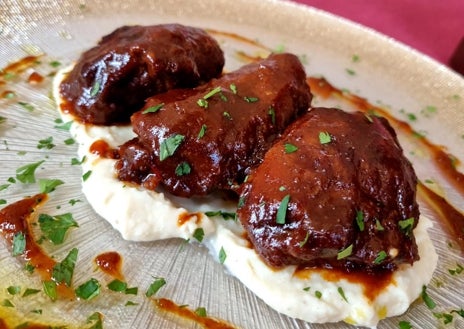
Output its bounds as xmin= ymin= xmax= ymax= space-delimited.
xmin=154 ymin=298 xmax=237 ymax=329
xmin=28 ymin=71 xmax=44 ymax=84
xmin=0 ymin=56 xmax=41 ymax=79
xmin=295 ymin=267 xmax=394 ymax=302
xmin=89 ymin=139 xmax=119 ymax=159
xmin=418 ymin=182 xmax=464 ymax=249
xmin=177 ymin=212 xmax=202 ymax=226
xmin=0 ymin=194 xmax=74 ymax=299
xmin=95 ymin=251 xmax=124 ymax=281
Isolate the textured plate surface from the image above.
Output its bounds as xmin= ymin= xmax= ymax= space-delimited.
xmin=1 ymin=0 xmax=464 ymax=328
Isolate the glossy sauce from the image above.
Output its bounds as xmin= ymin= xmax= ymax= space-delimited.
xmin=89 ymin=139 xmax=119 ymax=159
xmin=0 ymin=194 xmax=74 ymax=299
xmin=154 ymin=298 xmax=237 ymax=329
xmin=0 ymin=55 xmax=41 ymax=79
xmin=95 ymin=251 xmax=124 ymax=280
xmin=27 ymin=71 xmax=44 ymax=84
xmin=309 ymin=76 xmax=464 ymax=251
xmin=177 ymin=212 xmax=202 ymax=226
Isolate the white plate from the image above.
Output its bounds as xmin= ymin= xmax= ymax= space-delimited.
xmin=1 ymin=1 xmax=463 ymax=328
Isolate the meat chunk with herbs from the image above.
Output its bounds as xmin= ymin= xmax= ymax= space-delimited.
xmin=116 ymin=53 xmax=312 ymax=197
xmin=237 ymin=108 xmax=420 ymax=273
xmin=59 ymin=24 xmax=225 ymax=125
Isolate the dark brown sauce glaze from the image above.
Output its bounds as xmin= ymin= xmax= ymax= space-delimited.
xmin=154 ymin=298 xmax=238 ymax=329
xmin=0 ymin=194 xmax=75 ymax=299
xmin=95 ymin=251 xmax=124 ymax=281
xmin=309 ymin=76 xmax=464 ymax=251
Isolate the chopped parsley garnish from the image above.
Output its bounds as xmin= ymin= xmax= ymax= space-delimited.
xmin=16 ymin=160 xmax=45 ymax=183
xmin=38 ymin=178 xmax=64 ymax=193
xmin=229 ymin=84 xmax=237 ymax=94
xmin=12 ymin=232 xmax=26 ymax=256
xmin=398 ymin=320 xmax=412 ymax=329
xmin=159 ymin=134 xmax=185 ymax=161
xmin=86 ymin=312 xmax=103 ymax=329
xmin=243 ymin=96 xmax=259 ymax=103
xmin=433 ymin=312 xmax=454 ymax=325
xmin=7 ymin=286 xmax=21 ymax=295
xmin=374 ymin=250 xmax=387 ymax=264
xmin=0 ymin=184 xmax=10 ymax=191
xmin=193 ymin=228 xmax=205 ymax=243
xmin=54 ymin=121 xmax=73 ymax=131
xmin=125 ymin=287 xmax=138 ymax=295
xmin=42 ymin=280 xmax=57 ymax=301
xmin=89 ymin=81 xmax=101 ymax=97
xmin=345 ymin=68 xmax=356 ymax=76
xmin=303 ymin=287 xmax=311 ymax=292
xmin=18 ymin=101 xmax=35 ymax=112
xmin=284 ymin=143 xmax=298 ymax=154
xmin=318 ymin=131 xmax=332 ymax=144
xmin=351 ymin=54 xmax=360 ymax=62
xmin=22 ymin=288 xmax=40 ymax=297
xmin=218 ymin=247 xmax=227 ymax=264
xmin=197 ymin=124 xmax=207 ymax=139
xmin=338 ymin=287 xmax=348 ymax=302
xmin=337 ymin=244 xmax=353 ymax=260
xmin=276 ymin=194 xmax=290 ymax=224
xmin=204 ymin=210 xmax=236 ymax=220
xmin=197 ymin=98 xmax=208 ymax=108
xmin=125 ymin=301 xmax=138 ymax=306
xmin=71 ymin=155 xmax=86 ymax=165
xmin=146 ymin=277 xmax=166 ymax=297
xmin=64 ymin=138 xmax=75 ymax=145
xmin=448 ymin=263 xmax=464 ymax=275
xmin=375 ymin=219 xmax=385 ymax=231
xmin=175 ymin=161 xmax=191 ymax=176
xmin=75 ymin=278 xmax=101 ymax=300
xmin=0 ymin=199 xmax=6 ymax=205
xmin=24 ymin=263 xmax=35 ymax=274
xmin=38 ymin=212 xmax=78 ymax=245
xmin=1 ymin=299 xmax=14 ymax=307
xmin=195 ymin=307 xmax=207 ymax=317
xmin=299 ymin=231 xmax=310 ymax=248
xmin=69 ymin=199 xmax=82 ymax=206
xmin=107 ymin=279 xmax=127 ymax=292
xmin=49 ymin=60 xmax=61 ymax=68
xmin=82 ymin=170 xmax=92 ymax=181
xmin=355 ymin=210 xmax=364 ymax=231
xmin=421 ymin=285 xmax=436 ymax=309
xmin=203 ymin=86 xmax=223 ymax=99
xmin=223 ymin=111 xmax=232 ymax=120
xmin=0 ymin=116 xmax=6 ymax=124
xmin=268 ymin=106 xmax=276 ymax=125
xmin=52 ymin=247 xmax=78 ymax=286
xmin=315 ymin=290 xmax=322 ymax=299
xmin=37 ymin=137 xmax=55 ymax=150
xmin=398 ymin=217 xmax=414 ymax=234
xmin=142 ymin=103 xmax=164 ymax=114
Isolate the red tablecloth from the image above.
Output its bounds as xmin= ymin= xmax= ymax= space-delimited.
xmin=291 ymin=0 xmax=464 ymax=74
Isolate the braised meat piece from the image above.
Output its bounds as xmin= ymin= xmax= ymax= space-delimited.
xmin=59 ymin=24 xmax=225 ymax=125
xmin=237 ymin=108 xmax=420 ymax=272
xmin=116 ymin=53 xmax=312 ymax=197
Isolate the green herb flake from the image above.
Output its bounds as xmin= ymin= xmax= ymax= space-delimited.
xmin=22 ymin=288 xmax=40 ymax=297
xmin=49 ymin=60 xmax=61 ymax=68
xmin=448 ymin=263 xmax=464 ymax=275
xmin=107 ymin=279 xmax=127 ymax=292
xmin=64 ymin=138 xmax=75 ymax=145
xmin=203 ymin=86 xmax=223 ymax=100
xmin=0 ymin=199 xmax=6 ymax=205
xmin=125 ymin=301 xmax=138 ymax=306
xmin=303 ymin=287 xmax=311 ymax=292
xmin=0 ymin=116 xmax=6 ymax=124
xmin=71 ymin=155 xmax=86 ymax=165
xmin=39 ymin=178 xmax=64 ymax=194
xmin=451 ymin=309 xmax=464 ymax=318
xmin=31 ymin=309 xmax=43 ymax=314
xmin=398 ymin=217 xmax=414 ymax=234
xmin=204 ymin=210 xmax=236 ymax=221
xmin=268 ymin=106 xmax=276 ymax=125
xmin=142 ymin=103 xmax=164 ymax=114
xmin=195 ymin=307 xmax=207 ymax=317
xmin=219 ymin=246 xmax=227 ymax=264
xmin=351 ymin=54 xmax=360 ymax=62
xmin=159 ymin=134 xmax=185 ymax=161
xmin=244 ymin=96 xmax=259 ymax=103
xmin=193 ymin=228 xmax=205 ymax=243
xmin=276 ymin=194 xmax=290 ymax=224
xmin=37 ymin=137 xmax=55 ymax=150
xmin=17 ymin=101 xmax=35 ymax=112
xmin=24 ymin=263 xmax=35 ymax=274
xmin=284 ymin=143 xmax=298 ymax=154
xmin=375 ymin=219 xmax=385 ymax=231
xmin=86 ymin=312 xmax=103 ymax=329
xmin=345 ymin=68 xmax=356 ymax=76
xmin=54 ymin=121 xmax=72 ymax=131
xmin=75 ymin=278 xmax=101 ymax=300
xmin=299 ymin=231 xmax=310 ymax=248
xmin=125 ymin=287 xmax=138 ymax=295
xmin=1 ymin=299 xmax=14 ymax=307
xmin=229 ymin=84 xmax=237 ymax=94
xmin=82 ymin=170 xmax=92 ymax=181
xmin=337 ymin=244 xmax=353 ymax=260
xmin=197 ymin=98 xmax=208 ymax=108
xmin=356 ymin=210 xmax=365 ymax=231
xmin=52 ymin=248 xmax=78 ymax=287
xmin=223 ymin=111 xmax=232 ymax=120
xmin=0 ymin=184 xmax=10 ymax=191
xmin=16 ymin=160 xmax=45 ymax=184
xmin=7 ymin=286 xmax=21 ymax=295
xmin=197 ymin=124 xmax=207 ymax=139
xmin=338 ymin=287 xmax=348 ymax=302
xmin=319 ymin=131 xmax=332 ymax=144
xmin=421 ymin=285 xmax=436 ymax=309
xmin=69 ymin=199 xmax=82 ymax=206
xmin=315 ymin=290 xmax=322 ymax=299
xmin=12 ymin=232 xmax=26 ymax=256
xmin=39 ymin=213 xmax=78 ymax=245
xmin=374 ymin=250 xmax=387 ymax=264
xmin=146 ymin=277 xmax=166 ymax=297
xmin=175 ymin=161 xmax=191 ymax=176
xmin=398 ymin=320 xmax=412 ymax=329
xmin=42 ymin=280 xmax=57 ymax=301
xmin=433 ymin=312 xmax=454 ymax=325
xmin=89 ymin=81 xmax=101 ymax=97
